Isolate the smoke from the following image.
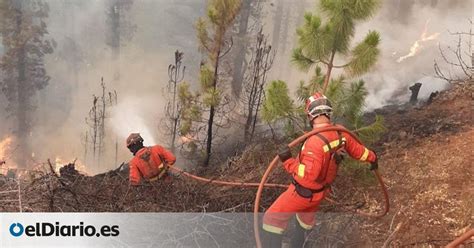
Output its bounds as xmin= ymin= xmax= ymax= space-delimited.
xmin=109 ymin=97 xmax=158 ymax=147
xmin=0 ymin=0 xmax=470 ymax=172
xmin=264 ymin=0 xmax=471 ymax=110
xmin=351 ymin=0 xmax=472 ymax=109
xmin=15 ymin=0 xmax=204 ymax=172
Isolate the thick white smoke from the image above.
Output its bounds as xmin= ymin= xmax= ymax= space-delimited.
xmin=109 ymin=97 xmax=157 ymax=146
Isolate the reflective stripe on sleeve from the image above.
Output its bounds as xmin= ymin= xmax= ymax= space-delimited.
xmin=359 ymin=148 xmax=369 ymax=161
xmin=297 ymin=164 xmax=305 ymax=178
xmin=262 ymin=224 xmax=285 ymax=234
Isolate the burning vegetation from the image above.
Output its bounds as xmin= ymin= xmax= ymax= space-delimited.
xmin=396 ymin=19 xmax=440 ymax=63
xmin=0 ymin=83 xmax=472 ymax=247
xmin=0 ymin=0 xmax=472 ymax=247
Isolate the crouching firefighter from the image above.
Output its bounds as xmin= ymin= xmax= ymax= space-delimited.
xmin=126 ymin=133 xmax=176 ymax=186
xmin=262 ymin=93 xmax=379 ymax=248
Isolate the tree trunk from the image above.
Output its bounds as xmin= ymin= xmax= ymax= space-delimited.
xmin=204 ymin=105 xmax=215 ymax=166
xmin=169 ymin=52 xmax=180 ymax=152
xmin=17 ymin=49 xmax=29 ymax=168
xmin=322 ymin=51 xmax=336 ymax=93
xmin=204 ymin=46 xmax=222 ymax=166
xmin=271 ymin=0 xmax=283 ymax=55
xmin=409 ymin=82 xmax=422 ymax=104
xmin=15 ymin=5 xmax=29 ymax=168
xmin=244 ymin=53 xmax=260 ymax=141
xmin=231 ymin=0 xmax=251 ymax=96
xmin=110 ymin=0 xmax=121 ymax=82
xmin=170 ymin=117 xmax=178 ymax=152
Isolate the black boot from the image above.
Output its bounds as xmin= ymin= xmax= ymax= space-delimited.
xmin=291 ymin=220 xmax=307 ymax=248
xmin=262 ymin=230 xmax=283 ymax=248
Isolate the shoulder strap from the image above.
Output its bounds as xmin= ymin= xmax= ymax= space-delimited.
xmin=315 ymin=133 xmax=331 ymax=149
xmin=336 ymin=131 xmax=344 ymax=150
xmin=313 ymin=132 xmax=333 ymax=184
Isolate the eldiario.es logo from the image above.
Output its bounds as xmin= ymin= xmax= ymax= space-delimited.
xmin=9 ymin=222 xmax=119 ymax=237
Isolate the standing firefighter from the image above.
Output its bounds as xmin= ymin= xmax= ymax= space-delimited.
xmin=262 ymin=93 xmax=378 ymax=248
xmin=126 ymin=133 xmax=176 ymax=186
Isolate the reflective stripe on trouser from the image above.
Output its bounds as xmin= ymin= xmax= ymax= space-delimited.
xmin=262 ymin=184 xmax=324 ymax=233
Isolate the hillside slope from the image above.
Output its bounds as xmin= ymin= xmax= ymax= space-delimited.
xmin=0 ymin=83 xmax=472 ymax=246
xmin=358 ymin=83 xmax=473 ymax=246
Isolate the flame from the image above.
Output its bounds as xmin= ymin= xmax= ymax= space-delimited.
xmin=0 ymin=136 xmax=15 ymax=175
xmin=54 ymin=156 xmax=88 ymax=175
xmin=0 ymin=136 xmax=14 ymax=162
xmin=180 ymin=134 xmax=195 ymax=144
xmin=397 ymin=19 xmax=440 ymax=63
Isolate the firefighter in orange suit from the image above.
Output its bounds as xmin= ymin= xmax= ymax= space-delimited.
xmin=126 ymin=133 xmax=176 ymax=186
xmin=262 ymin=93 xmax=379 ymax=248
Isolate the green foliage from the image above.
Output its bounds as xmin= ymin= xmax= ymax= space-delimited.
xmin=195 ymin=18 xmax=210 ymax=53
xmin=320 ymin=0 xmax=380 ymax=21
xmin=355 ymin=115 xmax=386 ymax=145
xmin=177 ymin=82 xmax=201 ymax=136
xmin=203 ymin=87 xmax=221 ymax=107
xmin=292 ymin=0 xmax=381 ymax=89
xmin=292 ymin=48 xmax=315 ymax=71
xmin=192 ymin=0 xmax=242 ymax=165
xmin=346 ymin=30 xmax=380 ymax=76
xmin=178 ymin=82 xmax=192 ymax=100
xmin=293 ymin=13 xmax=332 ymax=65
xmin=340 ymin=159 xmax=376 ymax=183
xmin=284 ymin=0 xmax=385 ymax=146
xmin=288 ymin=76 xmax=386 ymax=146
xmin=296 ymin=67 xmax=324 ymax=102
xmin=195 ymin=0 xmax=241 ymax=59
xmin=262 ymin=80 xmax=294 ymax=122
xmin=199 ymin=66 xmax=214 ymax=90
xmin=180 ymin=120 xmax=192 ymax=136
xmin=340 ymin=80 xmax=368 ymax=126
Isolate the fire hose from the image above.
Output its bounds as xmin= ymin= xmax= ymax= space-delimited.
xmin=445 ymin=229 xmax=474 ymax=248
xmin=252 ymin=125 xmax=390 ymax=248
xmin=169 ymin=166 xmax=288 ymax=189
xmin=166 ymin=125 xmax=389 ymax=248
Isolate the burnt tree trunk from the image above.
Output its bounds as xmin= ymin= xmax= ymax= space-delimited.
xmin=409 ymin=82 xmax=422 ymax=104
xmin=204 ymin=47 xmax=222 ymax=167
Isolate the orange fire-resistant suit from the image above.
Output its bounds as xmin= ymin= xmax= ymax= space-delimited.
xmin=129 ymin=145 xmax=176 ymax=185
xmin=262 ymin=124 xmax=377 ymax=234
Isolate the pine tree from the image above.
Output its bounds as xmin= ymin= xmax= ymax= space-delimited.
xmin=176 ymin=82 xmax=201 ymax=156
xmin=195 ymin=0 xmax=241 ymax=166
xmin=262 ymin=0 xmax=385 ymax=145
xmin=105 ymin=0 xmax=135 ymax=82
xmin=292 ymin=0 xmax=381 ymax=92
xmin=231 ymin=0 xmax=264 ymax=96
xmin=0 ymin=0 xmax=55 ymax=168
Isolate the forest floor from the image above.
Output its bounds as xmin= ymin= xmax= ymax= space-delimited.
xmin=0 ymin=82 xmax=472 ymax=247
xmin=352 ymin=82 xmax=474 ymax=247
